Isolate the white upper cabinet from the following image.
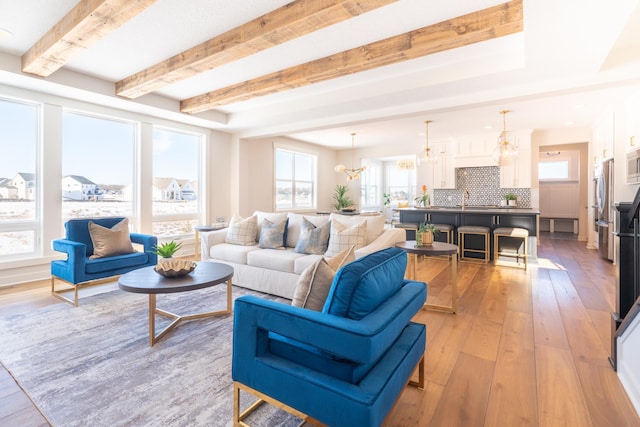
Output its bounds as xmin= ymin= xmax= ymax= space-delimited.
xmin=500 ymin=130 xmax=532 ymax=188
xmin=432 ymin=144 xmax=456 ymax=189
xmin=455 ymin=138 xmax=495 ymax=167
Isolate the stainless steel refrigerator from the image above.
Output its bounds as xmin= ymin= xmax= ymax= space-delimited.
xmin=595 ymin=158 xmax=614 ymax=261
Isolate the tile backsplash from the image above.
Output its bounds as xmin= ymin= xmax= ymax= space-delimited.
xmin=433 ymin=166 xmax=531 ymax=208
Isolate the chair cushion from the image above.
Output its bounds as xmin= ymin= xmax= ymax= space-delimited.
xmin=323 ymin=247 xmax=407 ymax=320
xmin=88 ymin=218 xmax=135 ymax=259
xmin=85 ymin=252 xmax=149 ymax=274
xmin=226 ymin=214 xmax=258 ymax=245
xmin=258 ymin=218 xmax=288 ymax=249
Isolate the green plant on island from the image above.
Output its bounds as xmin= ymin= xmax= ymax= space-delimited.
xmin=151 ymin=241 xmax=182 ymax=258
xmin=333 ymin=185 xmax=355 ymax=210
xmin=383 ymin=192 xmax=391 ymax=207
xmin=504 ymin=192 xmax=517 ymax=201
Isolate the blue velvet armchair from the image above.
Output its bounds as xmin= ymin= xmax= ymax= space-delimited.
xmin=232 ymin=247 xmax=426 ymax=427
xmin=51 ymin=217 xmax=157 ymax=306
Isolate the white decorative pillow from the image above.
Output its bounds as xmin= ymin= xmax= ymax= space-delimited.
xmin=225 ymin=214 xmax=258 ymax=245
xmin=324 ymin=219 xmax=367 ymax=257
xmin=294 ymin=218 xmax=331 ymax=255
xmin=329 ymin=213 xmax=384 ymax=245
xmin=88 ymin=218 xmax=135 ymax=259
xmin=258 ymin=218 xmax=287 ymax=249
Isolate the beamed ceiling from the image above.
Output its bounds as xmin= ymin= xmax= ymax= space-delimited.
xmin=1 ymin=0 xmax=640 ymax=148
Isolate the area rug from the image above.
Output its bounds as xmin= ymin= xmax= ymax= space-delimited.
xmin=0 ymin=285 xmax=301 ymax=427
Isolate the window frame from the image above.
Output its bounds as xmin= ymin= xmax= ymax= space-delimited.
xmin=274 ymin=144 xmax=318 ymax=211
xmin=151 ymin=125 xmax=206 ymax=239
xmin=0 ymin=96 xmax=42 ymax=260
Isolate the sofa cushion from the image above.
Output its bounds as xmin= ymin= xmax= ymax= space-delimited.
xmin=329 ymin=213 xmax=385 ymax=245
xmin=293 ymin=254 xmax=323 ymax=274
xmin=286 ymin=213 xmax=329 ymax=248
xmin=324 ymin=219 xmax=366 ymax=258
xmin=88 ymin=218 xmax=135 ymax=259
xmin=291 ymin=246 xmax=357 ymax=311
xmin=247 ymin=249 xmax=306 ymax=273
xmin=323 ymin=247 xmax=407 ymax=320
xmin=209 ymin=242 xmax=260 ymax=264
xmin=258 ymin=218 xmax=288 ymax=249
xmin=294 ymin=218 xmax=331 ymax=255
xmin=226 ymin=214 xmax=258 ymax=245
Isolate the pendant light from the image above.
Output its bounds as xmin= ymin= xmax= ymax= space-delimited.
xmin=334 ymin=133 xmax=367 ymax=181
xmin=493 ymin=110 xmax=519 ymax=165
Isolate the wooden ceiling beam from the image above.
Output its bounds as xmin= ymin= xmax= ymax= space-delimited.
xmin=180 ymin=0 xmax=523 ymax=114
xmin=22 ymin=0 xmax=157 ymax=77
xmin=116 ymin=0 xmax=399 ymax=99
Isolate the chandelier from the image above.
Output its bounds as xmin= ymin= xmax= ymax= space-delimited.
xmin=493 ymin=110 xmax=519 ymax=165
xmin=396 ymin=158 xmax=415 ymax=170
xmin=335 ymin=133 xmax=367 ymax=181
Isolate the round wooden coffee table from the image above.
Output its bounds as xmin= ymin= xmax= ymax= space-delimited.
xmin=118 ymin=262 xmax=234 ymax=346
xmin=395 ymin=241 xmax=458 ymax=313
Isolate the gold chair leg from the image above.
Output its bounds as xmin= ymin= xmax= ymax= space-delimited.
xmin=51 ymin=276 xmax=78 ymax=307
xmin=408 ymin=356 xmax=425 ymax=389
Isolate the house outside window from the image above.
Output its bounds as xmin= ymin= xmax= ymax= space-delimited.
xmin=0 ymin=97 xmax=40 ymax=258
xmin=274 ymin=147 xmax=317 ymax=211
xmin=62 ymin=111 xmax=136 ymax=220
xmin=152 ymin=127 xmax=204 ymax=238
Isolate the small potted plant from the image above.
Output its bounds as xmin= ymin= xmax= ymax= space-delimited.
xmin=151 ymin=241 xmax=183 ymax=263
xmin=504 ymin=192 xmax=517 ymax=207
xmin=416 ymin=222 xmax=439 ymax=246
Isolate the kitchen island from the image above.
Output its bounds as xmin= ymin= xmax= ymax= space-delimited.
xmin=398 ymin=207 xmax=540 ymax=260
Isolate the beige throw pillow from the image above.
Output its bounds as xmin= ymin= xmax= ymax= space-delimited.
xmin=88 ymin=219 xmax=135 ymax=259
xmin=225 ymin=214 xmax=258 ymax=245
xmin=291 ymin=246 xmax=356 ymax=311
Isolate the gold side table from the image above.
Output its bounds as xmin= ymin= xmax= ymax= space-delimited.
xmin=395 ymin=241 xmax=458 ymax=313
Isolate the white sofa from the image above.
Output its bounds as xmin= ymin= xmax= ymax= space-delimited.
xmin=200 ymin=211 xmax=405 ymax=299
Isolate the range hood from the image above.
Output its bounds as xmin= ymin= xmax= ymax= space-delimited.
xmin=454 ymin=154 xmax=496 ymax=168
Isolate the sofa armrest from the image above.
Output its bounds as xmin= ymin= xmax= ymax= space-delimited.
xmin=233 ymin=280 xmax=425 ymax=365
xmin=130 ymin=233 xmax=158 ymax=263
xmin=355 ymin=227 xmax=406 ymax=258
xmin=200 ymin=228 xmax=228 ymax=259
xmin=51 ymin=238 xmax=86 ymax=267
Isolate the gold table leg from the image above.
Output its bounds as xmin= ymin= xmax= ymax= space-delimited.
xmin=147 ymin=278 xmax=233 ymax=346
xmin=422 ymin=253 xmax=457 ymax=314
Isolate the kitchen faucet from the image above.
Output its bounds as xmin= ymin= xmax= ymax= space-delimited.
xmin=462 ymin=189 xmax=470 ymax=209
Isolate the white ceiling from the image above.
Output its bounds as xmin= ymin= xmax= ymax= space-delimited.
xmin=1 ymin=0 xmax=640 ymax=149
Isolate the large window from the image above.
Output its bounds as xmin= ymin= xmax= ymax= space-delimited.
xmin=152 ymin=127 xmax=203 ymax=238
xmin=0 ymin=98 xmax=40 ymax=257
xmin=360 ymin=160 xmax=381 ymax=209
xmin=275 ymin=148 xmax=316 ymax=210
xmin=386 ymin=162 xmax=415 ymax=204
xmin=62 ymin=111 xmax=136 ymax=220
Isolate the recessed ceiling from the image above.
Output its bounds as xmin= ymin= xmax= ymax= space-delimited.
xmin=0 ymin=0 xmax=639 ymax=148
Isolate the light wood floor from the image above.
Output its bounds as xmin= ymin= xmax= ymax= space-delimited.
xmin=1 ymin=235 xmax=639 ymax=426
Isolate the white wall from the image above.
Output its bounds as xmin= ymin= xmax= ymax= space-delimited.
xmin=238 ymin=136 xmax=338 ymax=216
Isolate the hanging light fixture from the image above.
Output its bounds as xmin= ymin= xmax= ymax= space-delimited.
xmin=396 ymin=158 xmax=415 ymax=170
xmin=334 ymin=133 xmax=367 ymax=181
xmin=493 ymin=110 xmax=519 ymax=165
xmin=423 ymin=120 xmax=433 ymax=163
